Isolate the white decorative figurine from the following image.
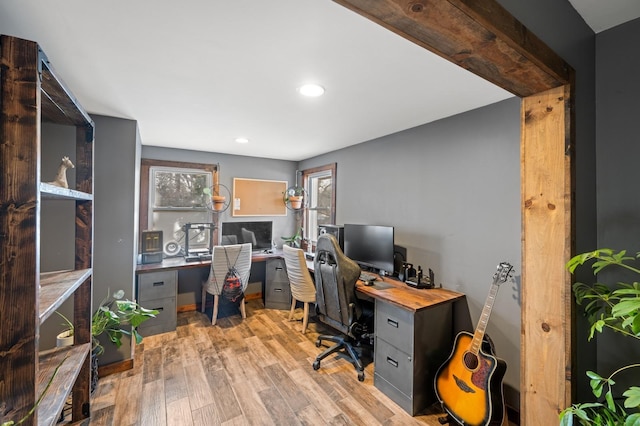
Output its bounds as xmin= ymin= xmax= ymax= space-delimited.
xmin=48 ymin=156 xmax=74 ymax=188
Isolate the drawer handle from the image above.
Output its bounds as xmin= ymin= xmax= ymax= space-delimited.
xmin=275 ymin=267 xmax=283 ymax=271
xmin=387 ymin=318 xmax=399 ymax=328
xmin=153 ymin=281 xmax=164 ymax=287
xmin=274 ymin=288 xmax=282 ymax=292
xmin=386 ymin=357 xmax=398 ymax=368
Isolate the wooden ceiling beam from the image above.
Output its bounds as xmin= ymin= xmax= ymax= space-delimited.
xmin=333 ymin=0 xmax=573 ymax=97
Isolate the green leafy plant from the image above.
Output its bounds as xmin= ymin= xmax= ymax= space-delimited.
xmin=56 ymin=289 xmax=158 ymax=356
xmin=281 ymin=227 xmax=303 ymax=248
xmin=559 ymin=249 xmax=640 ymax=426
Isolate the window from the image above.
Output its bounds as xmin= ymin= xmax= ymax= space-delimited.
xmin=302 ymin=163 xmax=336 ymax=243
xmin=140 ymin=160 xmax=217 ymax=255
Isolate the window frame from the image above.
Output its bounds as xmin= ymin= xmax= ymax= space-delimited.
xmin=139 ymin=159 xmax=219 ymax=252
xmin=301 ymin=163 xmax=336 ymax=244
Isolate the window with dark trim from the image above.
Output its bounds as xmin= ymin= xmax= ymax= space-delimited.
xmin=302 ymin=163 xmax=336 ymax=244
xmin=140 ymin=159 xmax=218 ymax=255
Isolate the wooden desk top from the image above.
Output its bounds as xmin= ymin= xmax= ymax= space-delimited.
xmin=135 ymin=249 xmax=283 ymax=273
xmin=138 ymin=250 xmax=464 ymax=314
xmin=356 ymin=277 xmax=464 ymax=313
xmin=305 ymin=259 xmax=464 ymax=313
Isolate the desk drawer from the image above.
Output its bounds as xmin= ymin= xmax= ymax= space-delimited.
xmin=138 ymin=271 xmax=177 ymax=302
xmin=266 ymin=258 xmax=288 ymax=283
xmin=137 ymin=296 xmax=176 ymax=336
xmin=375 ymin=300 xmax=414 ymax=353
xmin=374 ymin=338 xmax=413 ymax=397
xmin=265 ymin=281 xmax=291 ymax=309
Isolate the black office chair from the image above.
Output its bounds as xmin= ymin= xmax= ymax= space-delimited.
xmin=312 ymin=234 xmax=373 ymax=382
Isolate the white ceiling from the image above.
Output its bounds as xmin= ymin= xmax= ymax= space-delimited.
xmin=0 ymin=1 xmax=637 ymax=161
xmin=568 ymin=0 xmax=640 ymax=33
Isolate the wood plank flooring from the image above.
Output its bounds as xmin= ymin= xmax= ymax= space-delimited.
xmin=86 ymin=299 xmax=452 ymax=426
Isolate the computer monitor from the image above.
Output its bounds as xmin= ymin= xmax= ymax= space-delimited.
xmin=221 ymin=221 xmax=273 ymax=250
xmin=343 ymin=224 xmax=395 ymax=274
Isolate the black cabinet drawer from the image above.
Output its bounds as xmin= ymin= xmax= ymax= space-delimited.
xmin=138 ymin=271 xmax=177 ymax=302
xmin=137 ymin=296 xmax=177 ymax=336
xmin=375 ymin=300 xmax=414 ymax=353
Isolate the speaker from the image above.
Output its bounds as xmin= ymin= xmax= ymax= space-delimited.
xmin=318 ymin=225 xmax=344 ymax=250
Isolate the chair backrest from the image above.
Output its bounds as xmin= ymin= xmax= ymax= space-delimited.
xmin=313 ymin=234 xmax=361 ymax=335
xmin=207 ymin=243 xmax=252 ymax=295
xmin=283 ymin=244 xmax=316 ymax=303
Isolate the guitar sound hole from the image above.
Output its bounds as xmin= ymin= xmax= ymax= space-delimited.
xmin=463 ymin=352 xmax=479 ymax=370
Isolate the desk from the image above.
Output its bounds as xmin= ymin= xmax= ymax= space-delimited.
xmin=138 ymin=253 xmax=465 ymax=416
xmin=357 ymin=277 xmax=464 ymax=415
xmin=135 ymin=250 xmax=284 ymax=334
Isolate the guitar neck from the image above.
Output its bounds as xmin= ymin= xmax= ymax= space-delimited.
xmin=470 ymin=282 xmax=500 ymax=355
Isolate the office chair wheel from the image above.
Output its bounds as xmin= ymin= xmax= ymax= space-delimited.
xmin=315 ymin=339 xmax=321 ymax=348
xmin=313 ymin=360 xmax=321 ymax=370
xmin=357 ymin=371 xmax=365 ymax=382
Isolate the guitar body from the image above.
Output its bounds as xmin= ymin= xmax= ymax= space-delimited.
xmin=435 ymin=331 xmax=507 ymax=426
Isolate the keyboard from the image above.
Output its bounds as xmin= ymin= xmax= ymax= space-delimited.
xmin=359 ymin=272 xmax=377 ymax=282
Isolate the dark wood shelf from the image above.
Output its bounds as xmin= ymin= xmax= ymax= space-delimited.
xmin=39 ymin=269 xmax=92 ymax=323
xmin=40 ymin=60 xmax=92 ymax=128
xmin=1 ymin=34 xmax=93 ymax=425
xmin=37 ymin=343 xmax=90 ymax=426
xmin=40 ymin=183 xmax=92 ymax=200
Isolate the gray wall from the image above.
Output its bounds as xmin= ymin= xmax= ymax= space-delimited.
xmin=594 ymin=17 xmax=640 ymax=395
xmin=301 ymin=98 xmax=522 ymax=406
xmin=92 ymin=115 xmax=141 ymax=365
xmin=141 ymin=146 xmax=298 ymax=306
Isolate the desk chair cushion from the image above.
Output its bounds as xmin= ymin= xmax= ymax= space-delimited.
xmin=312 ymin=234 xmax=372 ymax=381
xmin=314 ymin=234 xmax=362 ymax=335
xmin=202 ymin=243 xmax=252 ymax=325
xmin=283 ymin=244 xmax=316 ymax=333
xmin=283 ymin=245 xmax=316 ymax=302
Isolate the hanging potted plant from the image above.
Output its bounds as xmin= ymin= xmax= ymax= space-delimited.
xmin=203 ymin=186 xmax=226 ymax=211
xmin=284 ymin=186 xmax=304 ymax=209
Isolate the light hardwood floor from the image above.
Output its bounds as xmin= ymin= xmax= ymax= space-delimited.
xmin=86 ymin=299 xmax=457 ymax=426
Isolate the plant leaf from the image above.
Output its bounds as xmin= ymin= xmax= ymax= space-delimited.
xmin=623 ymin=386 xmax=640 ymax=409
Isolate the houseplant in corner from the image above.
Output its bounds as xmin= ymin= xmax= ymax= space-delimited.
xmin=559 ymin=249 xmax=640 ymax=426
xmin=56 ymin=289 xmax=158 ymax=392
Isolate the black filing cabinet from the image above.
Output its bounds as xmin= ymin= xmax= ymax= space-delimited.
xmin=264 ymin=258 xmax=291 ymax=309
xmin=373 ymin=299 xmax=453 ymax=415
xmin=137 ymin=270 xmax=178 ymax=336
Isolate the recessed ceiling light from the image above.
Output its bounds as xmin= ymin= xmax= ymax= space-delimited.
xmin=297 ymin=83 xmax=325 ymax=97
xmin=235 ymin=137 xmax=249 ymax=144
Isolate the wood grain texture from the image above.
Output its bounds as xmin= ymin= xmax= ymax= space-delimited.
xmin=332 ymin=0 xmax=572 ymax=97
xmin=521 ymin=85 xmax=572 ymax=425
xmin=78 ymin=301 xmax=514 ymax=426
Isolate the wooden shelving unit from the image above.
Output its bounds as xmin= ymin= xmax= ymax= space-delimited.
xmin=0 ymin=35 xmax=94 ymax=425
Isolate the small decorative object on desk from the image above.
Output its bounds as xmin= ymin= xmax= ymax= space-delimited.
xmin=47 ymin=156 xmax=74 ymax=188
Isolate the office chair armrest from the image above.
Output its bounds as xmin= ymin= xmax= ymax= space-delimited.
xmin=348 ymin=302 xmax=355 ymax=326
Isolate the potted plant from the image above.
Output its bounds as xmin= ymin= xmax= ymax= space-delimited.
xmin=560 ymin=249 xmax=640 ymax=425
xmin=281 ymin=227 xmax=303 ymax=248
xmin=203 ymin=186 xmax=227 ymax=211
xmin=55 ymin=289 xmax=158 ymax=392
xmin=284 ymin=186 xmax=304 ymax=209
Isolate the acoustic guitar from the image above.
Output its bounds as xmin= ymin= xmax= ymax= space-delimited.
xmin=434 ymin=262 xmax=513 ymax=426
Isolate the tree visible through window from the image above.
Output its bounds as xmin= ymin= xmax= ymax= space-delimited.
xmin=302 ymin=164 xmax=336 ymax=244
